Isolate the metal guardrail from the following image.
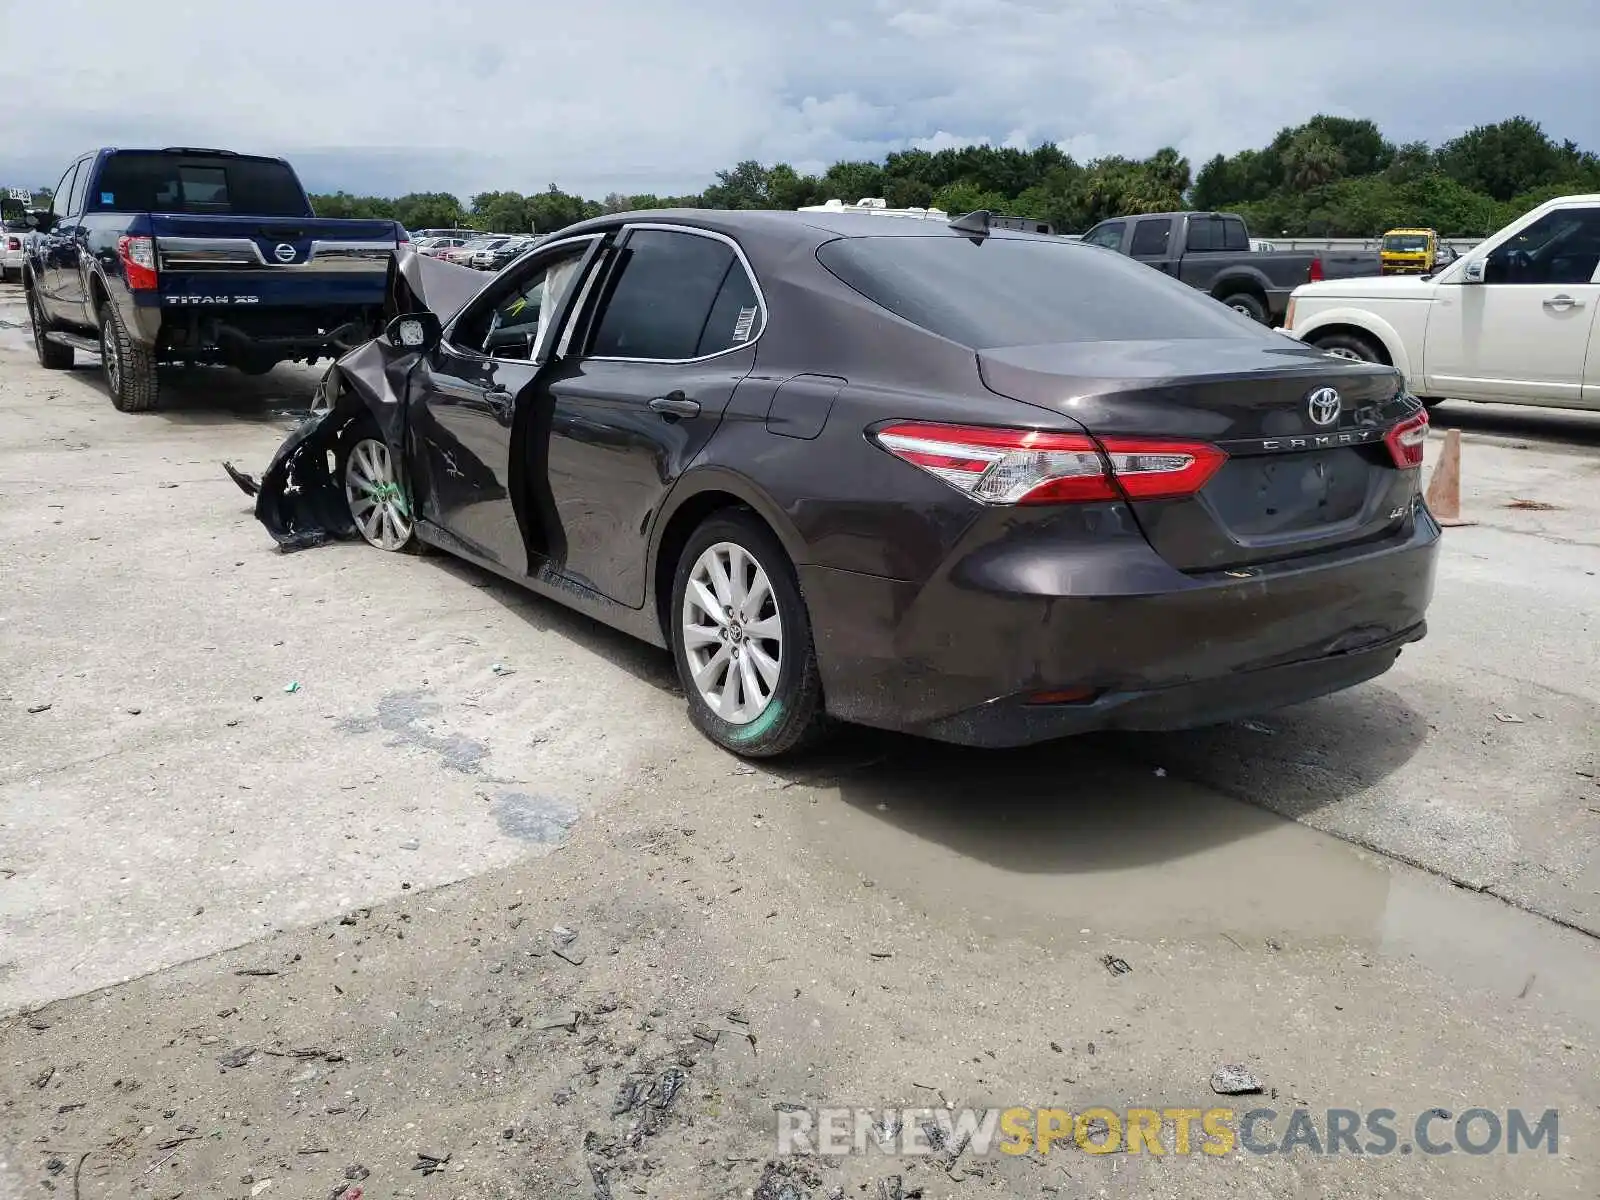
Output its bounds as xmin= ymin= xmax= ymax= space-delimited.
xmin=1256 ymin=236 xmax=1484 ymax=253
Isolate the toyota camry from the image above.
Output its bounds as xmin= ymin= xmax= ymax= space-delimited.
xmin=234 ymin=208 xmax=1439 ymax=758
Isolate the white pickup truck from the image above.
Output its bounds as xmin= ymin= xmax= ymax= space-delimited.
xmin=1283 ymin=194 xmax=1600 ymax=412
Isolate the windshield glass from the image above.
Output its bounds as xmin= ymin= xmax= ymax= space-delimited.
xmin=816 ymin=234 xmax=1267 ymax=348
xmin=90 ymin=152 xmax=310 ymax=216
xmin=1383 ymin=235 xmax=1430 ymax=251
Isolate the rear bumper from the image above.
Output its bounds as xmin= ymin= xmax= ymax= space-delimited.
xmin=799 ymin=500 xmax=1440 ymax=748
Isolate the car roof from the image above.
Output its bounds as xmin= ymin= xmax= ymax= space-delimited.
xmin=557 ymin=207 xmax=1066 ymax=251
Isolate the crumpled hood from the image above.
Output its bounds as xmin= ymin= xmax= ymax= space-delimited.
xmin=223 ymin=248 xmax=487 ymax=550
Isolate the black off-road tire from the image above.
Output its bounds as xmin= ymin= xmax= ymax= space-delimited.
xmin=1309 ymin=329 xmax=1386 ymax=364
xmin=99 ymin=302 xmax=160 ymax=412
xmin=670 ymin=509 xmax=829 ymax=759
xmin=27 ymin=287 xmax=74 ymax=369
xmin=1219 ymin=291 xmax=1268 ymax=323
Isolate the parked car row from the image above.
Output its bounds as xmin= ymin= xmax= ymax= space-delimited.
xmin=412 ymin=231 xmax=543 ymax=269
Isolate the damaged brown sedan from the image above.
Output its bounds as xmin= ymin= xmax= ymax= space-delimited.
xmin=229 ymin=211 xmax=1436 ymax=758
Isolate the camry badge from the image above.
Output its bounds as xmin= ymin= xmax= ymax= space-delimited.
xmin=1306 ymin=386 xmax=1342 ymax=427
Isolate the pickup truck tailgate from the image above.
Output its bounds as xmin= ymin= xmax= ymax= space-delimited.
xmin=148 ymin=214 xmax=398 ymax=308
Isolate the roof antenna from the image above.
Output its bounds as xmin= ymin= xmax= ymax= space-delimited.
xmin=948 ymin=209 xmax=991 ymax=238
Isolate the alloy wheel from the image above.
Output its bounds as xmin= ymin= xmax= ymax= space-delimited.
xmin=101 ymin=320 xmax=121 ymax=393
xmin=681 ymin=541 xmax=784 ymax=725
xmin=344 ymin=437 xmax=413 ymax=550
xmin=1323 ymin=346 xmax=1365 ymax=362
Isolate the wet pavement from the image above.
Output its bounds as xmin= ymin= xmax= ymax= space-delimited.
xmin=1 ymin=282 xmax=1597 ymax=1198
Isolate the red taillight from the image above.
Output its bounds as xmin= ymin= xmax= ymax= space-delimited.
xmin=1384 ymin=411 xmax=1429 ymax=469
xmin=872 ymin=422 xmax=1226 ymax=506
xmin=5 ymin=236 xmax=19 ymax=251
xmin=117 ymin=236 xmax=158 ymax=290
xmin=1308 ymin=256 xmax=1325 ymax=283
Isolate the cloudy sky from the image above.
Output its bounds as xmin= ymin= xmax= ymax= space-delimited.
xmin=2 ymin=0 xmax=1595 ymax=201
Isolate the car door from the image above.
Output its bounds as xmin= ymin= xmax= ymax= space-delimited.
xmin=536 ymin=224 xmax=764 ymax=608
xmin=1423 ymin=204 xmax=1600 ymax=406
xmin=36 ymin=160 xmax=80 ymax=306
xmin=1128 ymin=216 xmax=1175 ymax=274
xmin=409 ymin=234 xmax=605 ymax=574
xmin=55 ymin=157 xmax=93 ymax=323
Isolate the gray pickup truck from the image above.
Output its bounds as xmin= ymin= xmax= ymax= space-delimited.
xmin=1079 ymin=211 xmax=1379 ymax=325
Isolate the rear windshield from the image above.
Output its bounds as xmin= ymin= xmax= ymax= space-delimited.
xmin=816 ymin=235 xmax=1265 ymax=348
xmin=89 ymin=153 xmax=310 ymax=217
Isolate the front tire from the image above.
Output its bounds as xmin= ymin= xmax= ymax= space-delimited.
xmin=1310 ymin=330 xmax=1385 ymax=364
xmin=99 ymin=303 xmax=159 ymax=412
xmin=27 ymin=288 xmax=74 ymax=369
xmin=338 ymin=419 xmax=417 ymax=552
xmin=670 ymin=511 xmax=827 ymax=758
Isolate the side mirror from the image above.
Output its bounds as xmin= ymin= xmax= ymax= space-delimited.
xmin=26 ymin=209 xmax=55 ymax=233
xmin=1462 ymin=258 xmax=1485 ymax=284
xmin=385 ymin=311 xmax=442 ymax=351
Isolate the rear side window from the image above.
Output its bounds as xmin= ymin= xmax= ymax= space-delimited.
xmin=89 ymin=153 xmax=310 ymax=216
xmin=590 ymin=229 xmax=759 ymax=360
xmin=1220 ymin=217 xmax=1249 ymax=251
xmin=816 ymin=234 xmax=1265 ymax=348
xmin=1129 ymin=218 xmax=1171 ymax=256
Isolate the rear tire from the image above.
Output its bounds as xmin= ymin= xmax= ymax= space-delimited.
xmin=27 ymin=288 xmax=74 ymax=369
xmin=99 ymin=302 xmax=159 ymax=412
xmin=1309 ymin=330 xmax=1386 ymax=364
xmin=1219 ymin=291 xmax=1268 ymax=323
xmin=670 ymin=510 xmax=828 ymax=759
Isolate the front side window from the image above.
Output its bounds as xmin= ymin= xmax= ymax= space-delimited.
xmin=1484 ymin=208 xmax=1600 ymax=285
xmin=589 ymin=228 xmax=762 ymax=360
xmin=1082 ymin=221 xmax=1124 ymax=250
xmin=452 ymin=242 xmax=593 ymax=360
xmin=49 ymin=163 xmax=78 ymax=217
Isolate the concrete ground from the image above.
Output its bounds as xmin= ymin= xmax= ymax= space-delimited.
xmin=0 ymin=279 xmax=1596 ymax=1199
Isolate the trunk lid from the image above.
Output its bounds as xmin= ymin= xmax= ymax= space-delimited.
xmin=978 ymin=337 xmax=1423 ymax=572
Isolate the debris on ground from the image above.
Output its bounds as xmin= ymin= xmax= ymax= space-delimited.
xmin=411 ymin=1151 xmax=450 ymax=1175
xmin=284 ymin=681 xmax=302 ymax=693
xmin=753 ymin=1158 xmax=824 ymax=1200
xmin=26 ymin=703 xmax=51 ymax=714
xmin=1102 ymin=954 xmax=1132 ymax=976
xmin=1505 ymin=498 xmax=1561 ymax=511
xmin=1210 ymin=1063 xmax=1264 ymax=1095
xmin=218 ymin=1046 xmax=257 ymax=1068
xmin=1493 ymin=712 xmax=1524 ymax=724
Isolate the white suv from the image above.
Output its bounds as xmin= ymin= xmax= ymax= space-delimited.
xmin=2 ymin=220 xmax=27 ymax=283
xmin=1284 ymin=194 xmax=1600 ymax=412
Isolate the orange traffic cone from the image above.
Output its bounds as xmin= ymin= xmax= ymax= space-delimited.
xmin=1425 ymin=427 xmax=1475 ymax=527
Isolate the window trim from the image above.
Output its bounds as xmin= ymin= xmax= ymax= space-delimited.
xmin=583 ymin=222 xmax=769 ymax=365
xmin=50 ymin=162 xmax=80 ymax=218
xmin=441 ymin=233 xmax=605 ymax=364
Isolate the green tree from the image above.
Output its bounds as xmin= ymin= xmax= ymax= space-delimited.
xmin=471 ymin=190 xmax=530 ymax=233
xmin=702 ymin=160 xmax=771 ymax=209
xmin=1437 ymin=117 xmax=1563 ymax=202
xmin=526 ymin=184 xmax=597 ymax=234
xmin=1282 ymin=132 xmax=1347 ymax=192
xmin=931 ymin=181 xmax=1009 ymax=215
xmin=393 ymin=192 xmax=468 ymax=231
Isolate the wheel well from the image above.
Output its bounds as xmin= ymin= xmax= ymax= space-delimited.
xmin=652 ymin=491 xmax=762 ymax=639
xmin=1306 ymin=323 xmax=1392 ymax=364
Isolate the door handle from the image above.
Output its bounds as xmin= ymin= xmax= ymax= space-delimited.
xmin=1543 ymin=294 xmax=1584 ymax=311
xmin=648 ymin=393 xmax=700 ymax=418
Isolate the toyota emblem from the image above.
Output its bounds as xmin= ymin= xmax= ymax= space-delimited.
xmin=1306 ymin=386 xmax=1341 ymax=427
xmin=273 ymin=243 xmax=297 ymax=263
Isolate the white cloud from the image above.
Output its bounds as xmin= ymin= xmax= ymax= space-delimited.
xmin=0 ymin=0 xmax=1593 ymax=200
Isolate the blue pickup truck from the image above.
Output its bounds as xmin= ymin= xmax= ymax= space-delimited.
xmin=21 ymin=147 xmax=405 ymax=411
